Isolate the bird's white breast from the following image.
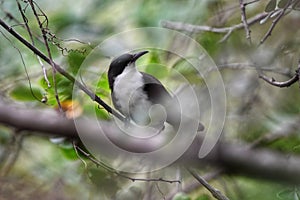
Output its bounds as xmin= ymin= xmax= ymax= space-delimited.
xmin=113 ymin=66 xmax=151 ymax=124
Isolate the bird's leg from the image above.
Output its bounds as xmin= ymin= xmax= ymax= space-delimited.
xmin=154 ymin=124 xmax=165 ymax=135
xmin=123 ymin=117 xmax=131 ymax=129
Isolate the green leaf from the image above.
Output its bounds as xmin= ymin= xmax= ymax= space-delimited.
xmin=39 ymin=71 xmax=74 ymax=105
xmin=147 ymin=51 xmax=161 ymax=64
xmin=9 ymin=84 xmax=43 ymax=101
xmin=198 ymin=32 xmax=220 ymax=56
xmin=278 ymin=0 xmax=289 ymax=8
xmin=96 ymin=74 xmax=110 ymax=92
xmin=59 ymin=144 xmax=78 ymax=160
xmin=68 ymin=51 xmax=86 ymax=75
xmin=268 ymin=135 xmax=300 ymax=154
xmin=277 ymin=188 xmax=300 ymax=200
xmin=265 ymin=0 xmax=277 ymax=12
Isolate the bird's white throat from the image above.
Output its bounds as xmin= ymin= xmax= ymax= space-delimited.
xmin=113 ymin=64 xmax=151 ymax=125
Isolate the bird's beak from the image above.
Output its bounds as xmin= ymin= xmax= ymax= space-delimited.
xmin=132 ymin=51 xmax=149 ymax=62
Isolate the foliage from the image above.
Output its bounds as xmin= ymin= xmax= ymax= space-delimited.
xmin=0 ymin=0 xmax=300 ymax=199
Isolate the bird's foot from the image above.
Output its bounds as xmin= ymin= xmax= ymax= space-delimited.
xmin=154 ymin=124 xmax=165 ymax=135
xmin=123 ymin=117 xmax=131 ymax=129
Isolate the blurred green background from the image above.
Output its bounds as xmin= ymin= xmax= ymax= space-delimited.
xmin=0 ymin=0 xmax=300 ymax=199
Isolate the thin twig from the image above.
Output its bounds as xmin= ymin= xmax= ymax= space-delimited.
xmin=239 ymin=0 xmax=252 ymax=44
xmin=155 ymin=182 xmax=166 ymax=200
xmin=38 ymin=56 xmax=51 ymax=87
xmin=72 ymin=141 xmax=88 ymax=169
xmin=166 ymin=170 xmax=223 ymax=200
xmin=1 ymin=3 xmax=45 ymax=44
xmin=249 ymin=114 xmax=300 ymax=148
xmin=259 ymin=59 xmax=300 ymax=88
xmin=16 ymin=0 xmax=51 ymax=88
xmin=244 ymin=0 xmax=261 ymax=6
xmin=16 ymin=1 xmax=32 ymax=41
xmin=250 ymin=133 xmax=287 ymax=148
xmin=28 ymin=0 xmax=62 ymax=111
xmin=0 ymin=18 xmax=125 ymax=121
xmin=7 ymin=1 xmax=89 ymax=57
xmin=260 ymin=0 xmax=292 ymax=44
xmin=176 ymin=167 xmax=182 ymax=192
xmin=219 ymin=29 xmax=233 ymax=43
xmin=73 ymin=143 xmax=181 ymax=184
xmin=292 ymin=0 xmax=300 ymax=9
xmin=259 ymin=73 xmax=298 ymax=87
xmin=1 ymin=6 xmax=21 ymax=25
xmin=0 ymin=131 xmax=16 ymax=172
xmin=187 ymin=168 xmax=229 ymax=200
xmin=217 ymin=62 xmax=292 ymax=76
xmin=46 ymin=31 xmax=92 ymax=56
xmin=0 ymin=30 xmax=41 ymax=101
xmin=161 ymin=12 xmax=268 ymax=42
xmin=1 ymin=131 xmax=25 ymax=176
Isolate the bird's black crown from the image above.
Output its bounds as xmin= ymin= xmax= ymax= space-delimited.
xmin=108 ymin=51 xmax=148 ymax=90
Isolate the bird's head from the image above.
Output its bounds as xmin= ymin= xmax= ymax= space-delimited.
xmin=109 ymin=51 xmax=148 ymax=73
xmin=108 ymin=51 xmax=149 ymax=88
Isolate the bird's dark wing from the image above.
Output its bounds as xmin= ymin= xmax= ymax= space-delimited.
xmin=142 ymin=72 xmax=205 ymax=131
xmin=141 ymin=72 xmax=182 ymax=128
xmin=141 ymin=72 xmax=172 ymax=106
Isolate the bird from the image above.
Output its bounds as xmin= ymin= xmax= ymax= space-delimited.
xmin=108 ymin=51 xmax=204 ymax=132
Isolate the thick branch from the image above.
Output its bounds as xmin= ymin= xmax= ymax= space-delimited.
xmin=1 ymin=103 xmax=300 ymax=184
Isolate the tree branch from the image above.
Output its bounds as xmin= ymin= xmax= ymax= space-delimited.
xmin=217 ymin=62 xmax=292 ymax=76
xmin=0 ymin=18 xmax=125 ymax=122
xmin=73 ymin=143 xmax=181 ymax=184
xmin=259 ymin=73 xmax=298 ymax=87
xmin=16 ymin=0 xmax=51 ymax=88
xmin=161 ymin=12 xmax=268 ymax=42
xmin=259 ymin=59 xmax=300 ymax=88
xmin=28 ymin=0 xmax=63 ymax=111
xmin=1 ymin=103 xmax=300 ymax=184
xmin=239 ymin=0 xmax=251 ymax=43
xmin=187 ymin=168 xmax=229 ymax=200
xmin=260 ymin=0 xmax=292 ymax=44
xmin=165 ymin=170 xmax=222 ymax=200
